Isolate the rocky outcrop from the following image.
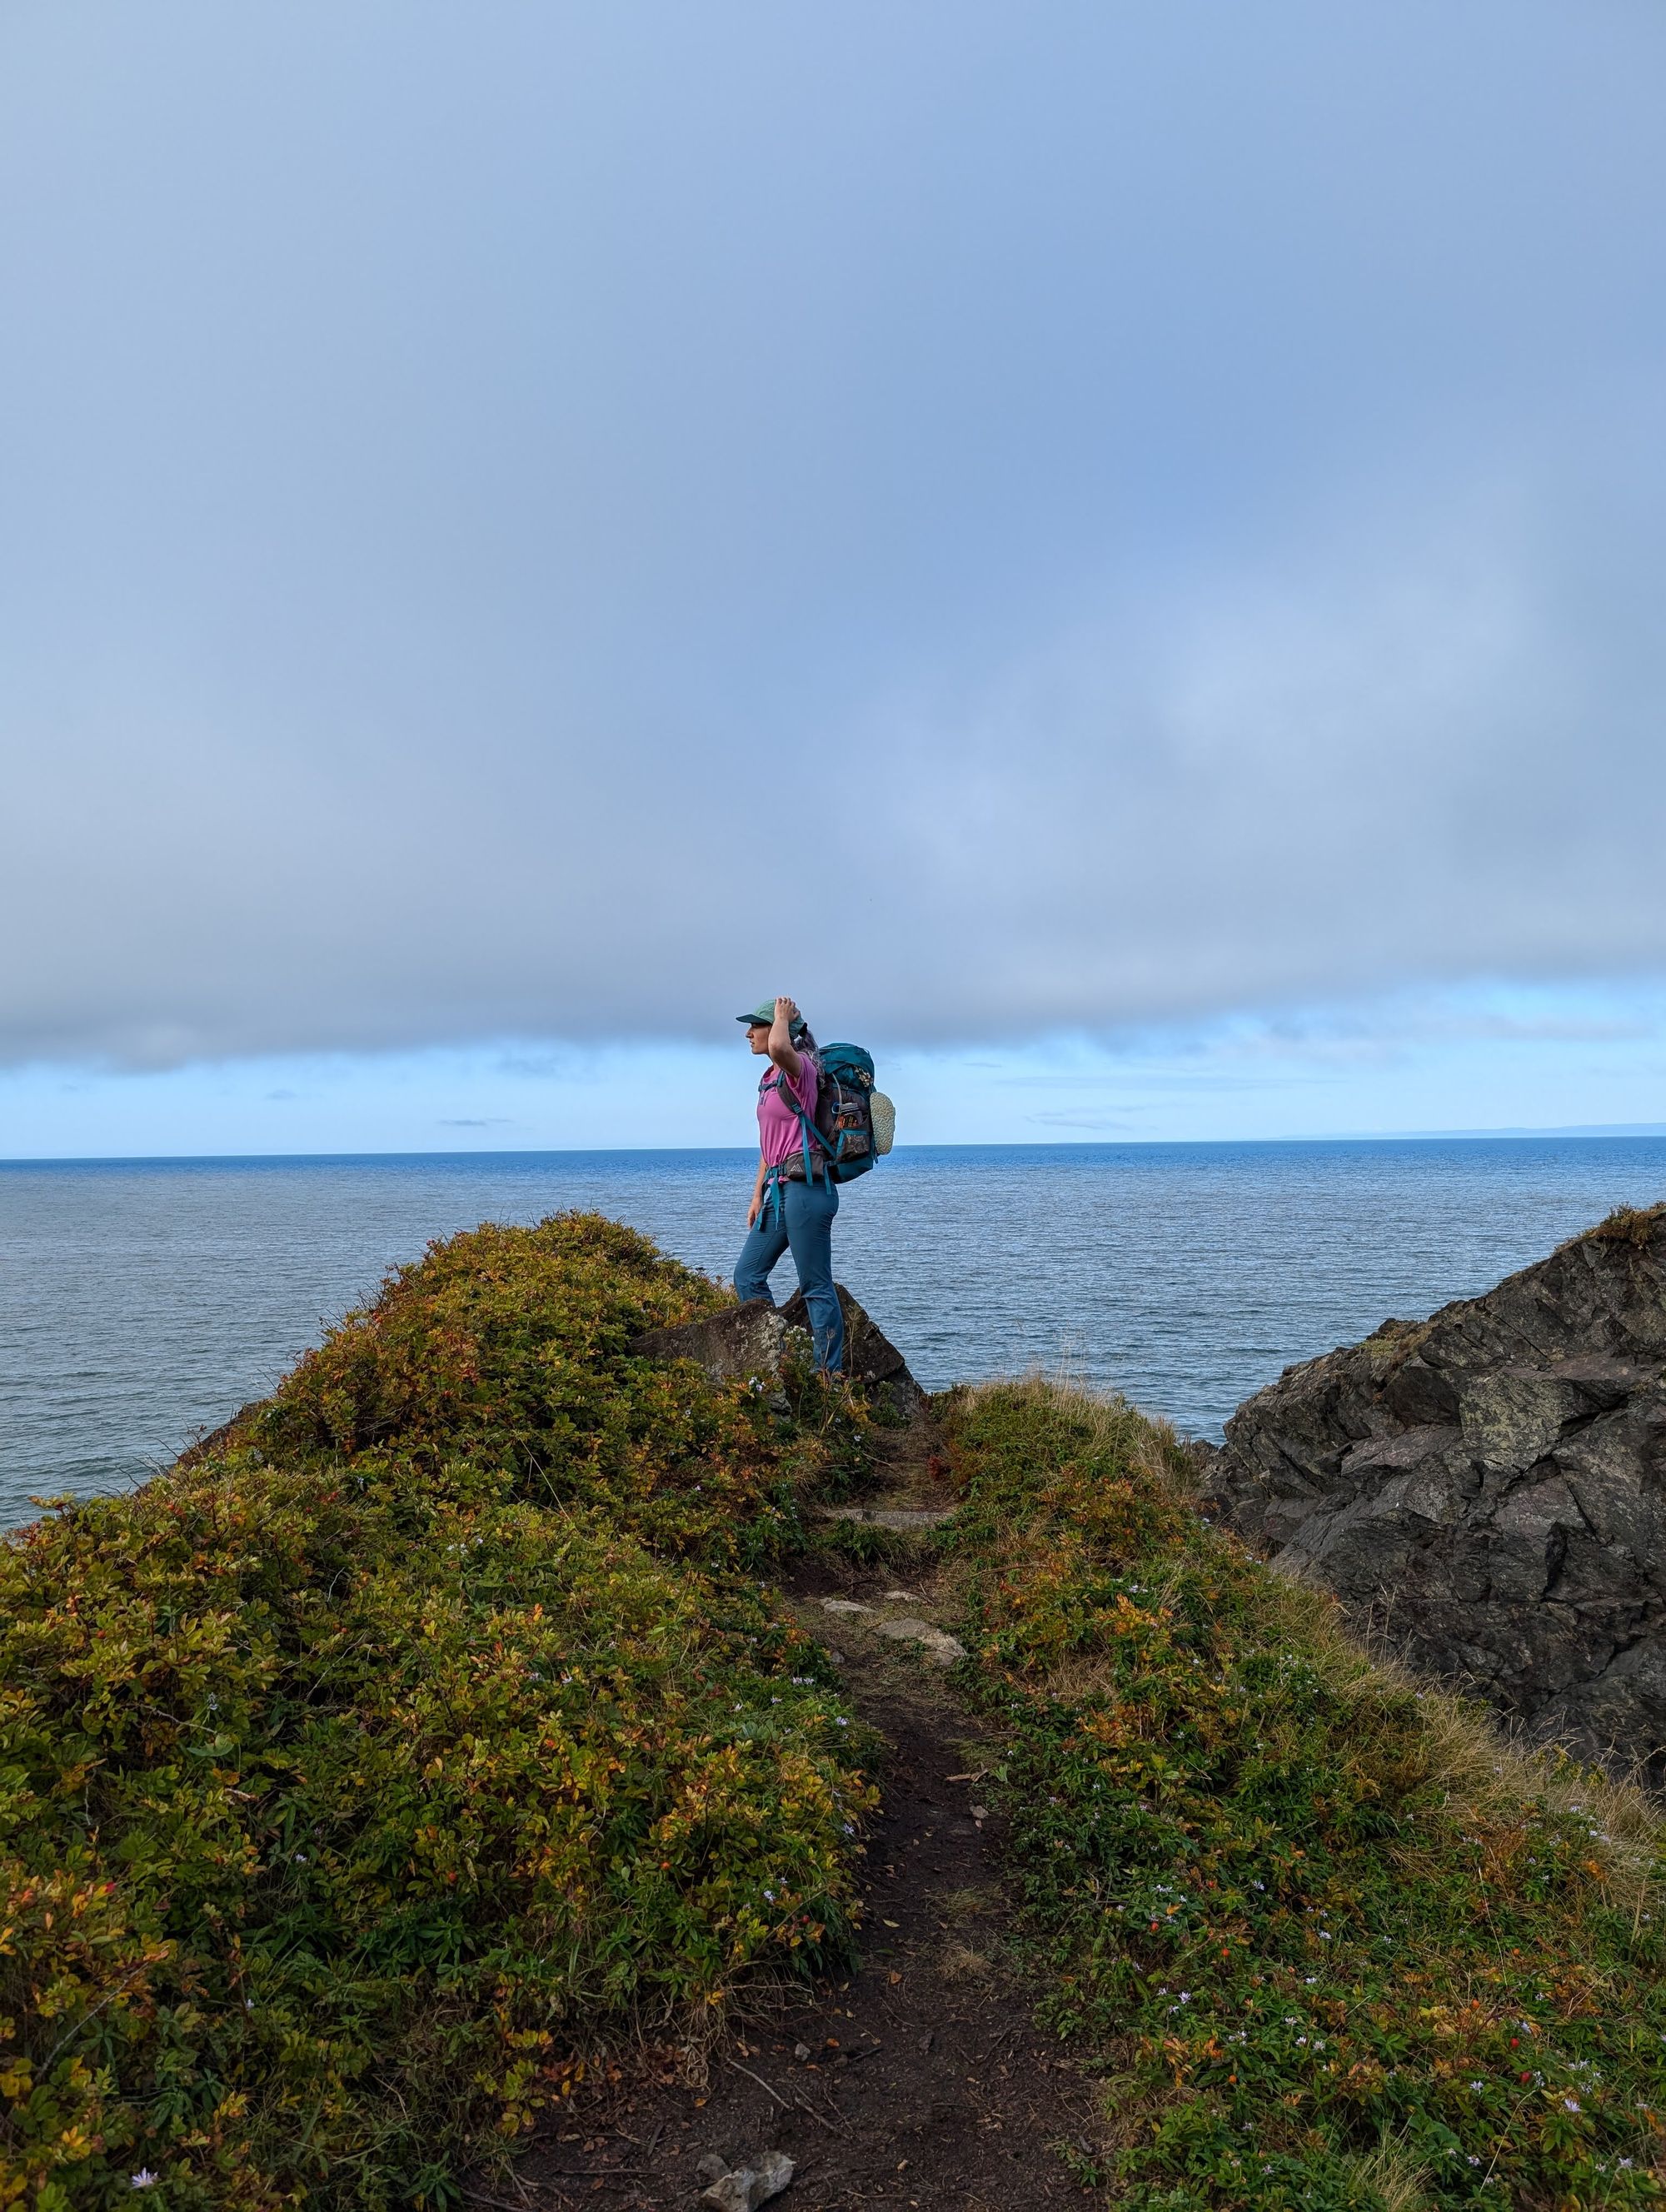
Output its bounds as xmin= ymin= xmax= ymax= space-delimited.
xmin=631 ymin=1301 xmax=796 ymax=1387
xmin=1203 ymin=1204 xmax=1666 ymax=1774
xmin=631 ymin=1285 xmax=925 ymax=1417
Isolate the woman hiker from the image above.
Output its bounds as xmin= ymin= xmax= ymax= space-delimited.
xmin=734 ymin=994 xmax=845 ymax=1377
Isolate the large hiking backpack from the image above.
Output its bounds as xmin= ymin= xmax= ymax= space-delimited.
xmin=773 ymin=1042 xmax=895 ymax=1183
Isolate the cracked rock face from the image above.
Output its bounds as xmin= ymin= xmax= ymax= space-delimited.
xmin=1202 ymin=1206 xmax=1666 ymax=1776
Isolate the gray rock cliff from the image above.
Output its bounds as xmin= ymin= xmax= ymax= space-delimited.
xmin=1202 ymin=1204 xmax=1666 ymax=1774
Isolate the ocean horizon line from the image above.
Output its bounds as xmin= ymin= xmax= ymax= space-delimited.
xmin=5 ymin=1123 xmax=1666 ymax=1169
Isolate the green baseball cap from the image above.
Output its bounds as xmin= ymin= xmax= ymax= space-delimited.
xmin=736 ymin=999 xmax=806 ymax=1036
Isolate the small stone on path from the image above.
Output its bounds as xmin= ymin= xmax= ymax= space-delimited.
xmin=820 ymin=1597 xmax=875 ymax=1617
xmin=876 ymin=1617 xmax=966 ymax=1665
xmin=698 ymin=2148 xmax=795 ymax=2210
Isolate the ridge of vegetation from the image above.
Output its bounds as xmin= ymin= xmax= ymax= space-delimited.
xmin=11 ymin=1218 xmax=1666 ymax=2212
xmin=940 ymin=1378 xmax=1666 ymax=2210
xmin=1 ymin=1217 xmax=874 ymax=2211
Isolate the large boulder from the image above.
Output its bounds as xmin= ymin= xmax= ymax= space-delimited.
xmin=1203 ymin=1204 xmax=1666 ymax=1774
xmin=631 ymin=1285 xmax=925 ymax=1417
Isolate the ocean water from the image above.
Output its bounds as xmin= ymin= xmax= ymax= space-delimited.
xmin=3 ymin=1138 xmax=1664 ymax=1531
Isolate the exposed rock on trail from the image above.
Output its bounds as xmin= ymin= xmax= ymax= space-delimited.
xmin=632 ymin=1286 xmax=925 ymax=1417
xmin=814 ymin=1595 xmax=967 ymax=1666
xmin=1202 ymin=1203 xmax=1666 ymax=1772
xmin=698 ymin=2146 xmax=795 ymax=2210
xmin=631 ymin=1299 xmax=799 ymax=1386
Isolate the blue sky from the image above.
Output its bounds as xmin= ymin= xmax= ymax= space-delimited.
xmin=4 ymin=2 xmax=1665 ymax=1154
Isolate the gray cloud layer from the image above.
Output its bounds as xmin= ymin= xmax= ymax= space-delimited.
xmin=4 ymin=1 xmax=1665 ymax=1066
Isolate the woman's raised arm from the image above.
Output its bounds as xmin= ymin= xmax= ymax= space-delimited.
xmin=767 ymin=995 xmax=803 ymax=1080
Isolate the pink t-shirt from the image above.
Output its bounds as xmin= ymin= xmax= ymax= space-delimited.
xmin=757 ymin=1055 xmax=821 ymax=1169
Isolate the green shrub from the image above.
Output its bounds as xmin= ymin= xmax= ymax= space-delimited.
xmin=942 ymin=1379 xmax=1666 ymax=2210
xmin=1 ymin=1217 xmax=871 ymax=2210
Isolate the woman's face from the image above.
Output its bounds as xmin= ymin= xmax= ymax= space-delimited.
xmin=746 ymin=1023 xmax=771 ymax=1055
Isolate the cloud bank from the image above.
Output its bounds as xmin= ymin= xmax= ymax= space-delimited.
xmin=3 ymin=1 xmax=1664 ymax=1069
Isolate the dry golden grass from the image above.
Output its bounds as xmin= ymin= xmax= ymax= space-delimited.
xmin=1254 ymin=1565 xmax=1664 ymax=1916
xmin=1585 ymin=1200 xmax=1666 ymax=1248
xmin=1344 ymin=2135 xmax=1434 ymax=2211
xmin=938 ymin=1886 xmax=1000 ymax=1924
xmin=937 ymin=1940 xmax=995 ymax=1983
xmin=966 ymin=1371 xmax=1187 ymax=1485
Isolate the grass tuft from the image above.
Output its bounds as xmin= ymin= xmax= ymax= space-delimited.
xmin=1567 ymin=1202 xmax=1666 ymax=1253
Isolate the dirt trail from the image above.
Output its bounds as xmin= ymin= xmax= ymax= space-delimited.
xmin=510 ymin=1423 xmax=1105 ymax=2212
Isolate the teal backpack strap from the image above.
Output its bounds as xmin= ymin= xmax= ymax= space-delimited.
xmin=761 ymin=1161 xmax=788 ymax=1227
xmin=771 ymin=1066 xmax=837 ymax=1182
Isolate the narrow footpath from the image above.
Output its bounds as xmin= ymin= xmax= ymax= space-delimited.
xmin=509 ymin=1421 xmax=1108 ymax=2212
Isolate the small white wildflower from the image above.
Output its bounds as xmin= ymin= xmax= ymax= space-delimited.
xmin=1564 ymin=2096 xmax=1580 ymax=2112
xmin=130 ymin=2176 xmax=158 ymax=2193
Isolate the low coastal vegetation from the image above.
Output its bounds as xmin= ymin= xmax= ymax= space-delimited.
xmin=5 ymin=1217 xmax=1664 ymax=2210
xmin=1 ymin=1218 xmax=872 ymax=2210
xmin=943 ymin=1379 xmax=1666 ymax=2209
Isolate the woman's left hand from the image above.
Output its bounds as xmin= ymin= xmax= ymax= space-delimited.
xmin=775 ymin=995 xmax=799 ymax=1029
